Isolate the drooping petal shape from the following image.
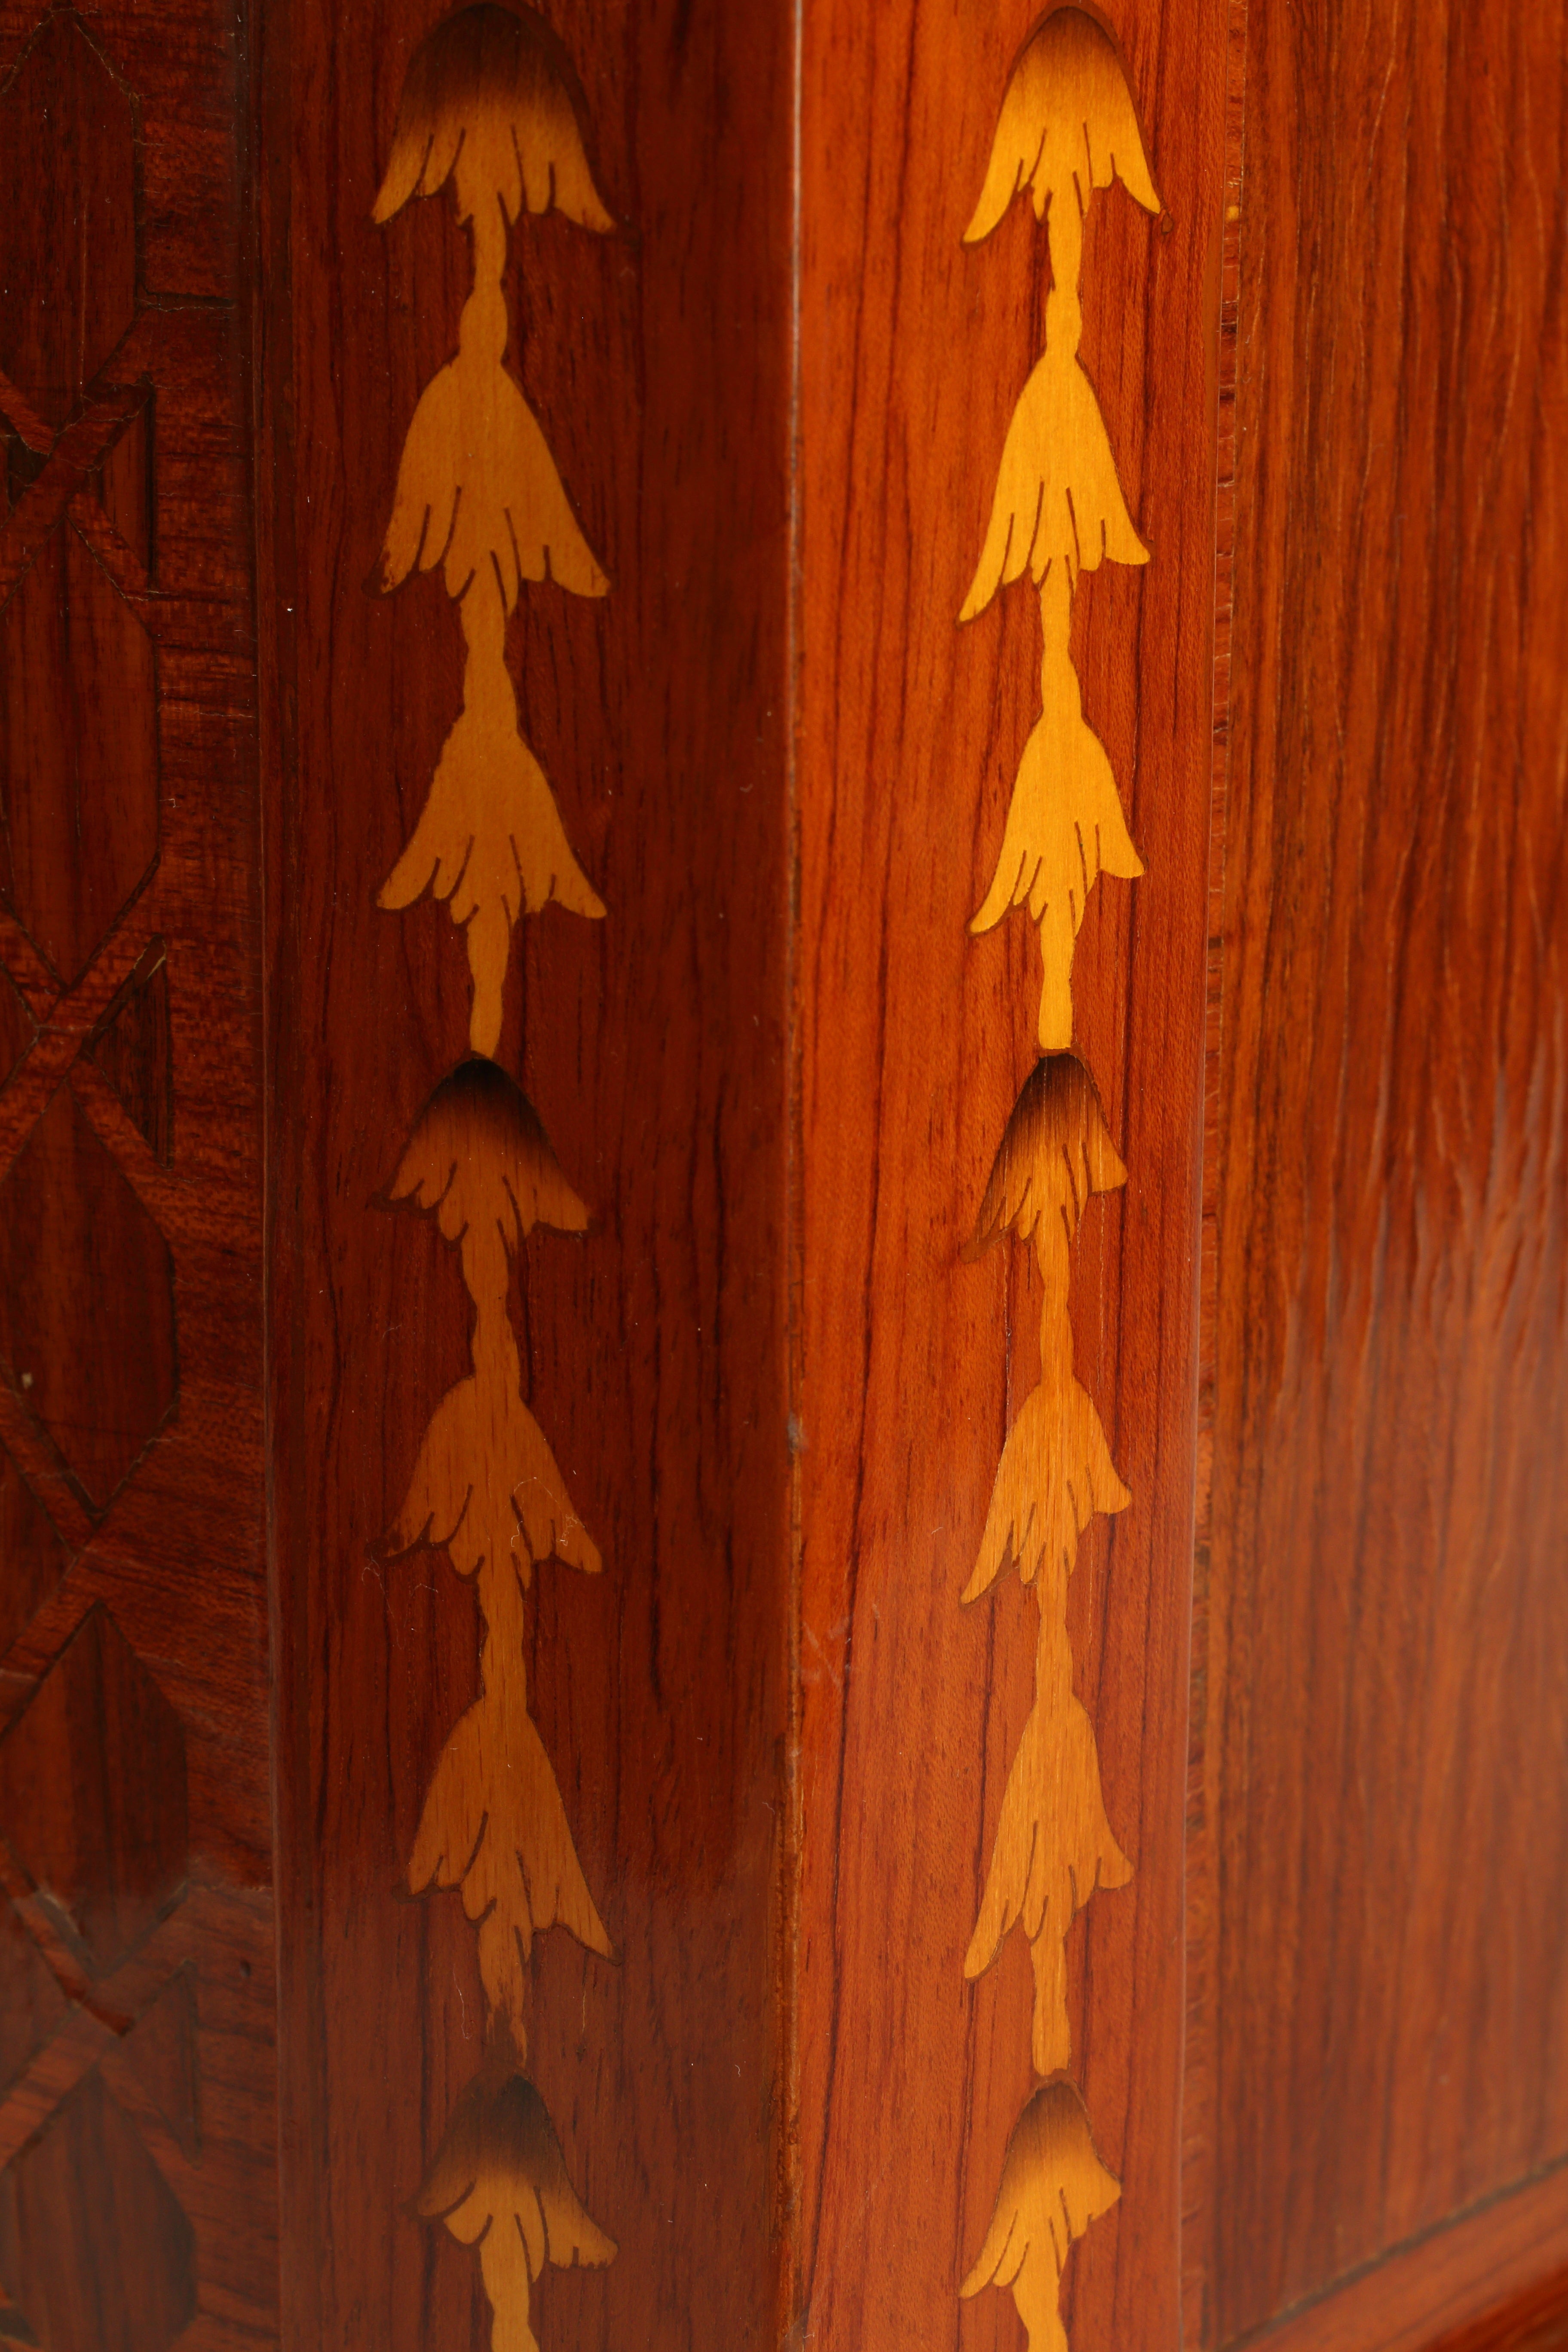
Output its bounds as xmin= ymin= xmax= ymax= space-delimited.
xmin=964 ymin=5 xmax=1160 ymax=248
xmin=380 ymin=596 xmax=604 ymax=1056
xmin=419 ymin=2067 xmax=615 ymax=2352
xmin=379 ymin=330 xmax=609 ymax=610
xmin=391 ymin=1059 xmax=588 ymax=1259
xmin=964 ymin=1660 xmax=1131 ymax=2073
xmin=961 ymin=2079 xmax=1121 ymax=2352
xmin=409 ymin=1687 xmax=613 ymax=2027
xmin=970 ymin=697 xmax=1142 ymax=1049
xmin=964 ymin=1374 xmax=1130 ymax=1605
xmin=374 ymin=1 xmax=615 ymax=233
xmin=962 ymin=348 xmax=1147 ymax=624
xmin=388 ymin=1372 xmax=601 ymax=1586
xmin=965 ymin=1054 xmax=1126 ymax=1264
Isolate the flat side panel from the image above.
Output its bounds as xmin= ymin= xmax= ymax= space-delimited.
xmin=260 ymin=4 xmax=791 ymax=2349
xmin=1193 ymin=1 xmax=1568 ymax=2342
xmin=794 ymin=4 xmax=1227 ymax=2348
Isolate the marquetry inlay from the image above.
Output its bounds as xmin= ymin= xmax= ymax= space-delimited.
xmin=956 ymin=9 xmax=1159 ymax=2346
xmin=371 ymin=11 xmax=619 ymax=2351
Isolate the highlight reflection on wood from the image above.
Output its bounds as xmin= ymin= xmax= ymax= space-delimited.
xmin=961 ymin=6 xmax=1158 ymax=1052
xmin=374 ymin=1 xmax=613 ymax=1058
xmin=961 ymin=2080 xmax=1121 ymax=2352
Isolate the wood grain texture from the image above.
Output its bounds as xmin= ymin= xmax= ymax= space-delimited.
xmin=258 ymin=3 xmax=792 ymax=2348
xmin=1228 ymin=2162 xmax=1568 ymax=2352
xmin=0 ymin=2066 xmax=196 ymax=2352
xmin=0 ymin=9 xmax=136 ymax=434
xmin=793 ymin=3 xmax=1225 ymax=2348
xmin=0 ymin=0 xmax=277 ymax=2343
xmin=1188 ymin=0 xmax=1568 ymax=2343
xmin=87 ymin=940 xmax=175 ymax=1168
xmin=0 ymin=518 xmax=159 ymax=988
xmin=0 ymin=1081 xmax=177 ymax=1511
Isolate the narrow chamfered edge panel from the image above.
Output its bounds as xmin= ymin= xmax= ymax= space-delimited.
xmin=1191 ymin=0 xmax=1568 ymax=2341
xmin=793 ymin=3 xmax=1226 ymax=2349
xmin=258 ymin=6 xmax=792 ymax=2352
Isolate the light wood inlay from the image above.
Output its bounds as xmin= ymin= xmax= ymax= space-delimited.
xmin=374 ymin=0 xmax=612 ymax=1059
xmin=369 ymin=15 xmax=622 ymax=2344
xmin=417 ymin=2066 xmax=616 ymax=2352
xmin=961 ymin=2079 xmax=1121 ymax=2352
xmin=961 ymin=6 xmax=1157 ymax=1053
xmin=956 ymin=11 xmax=1158 ymax=2341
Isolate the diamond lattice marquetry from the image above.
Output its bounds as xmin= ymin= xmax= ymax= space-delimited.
xmin=0 ymin=965 xmax=34 ymax=1090
xmin=0 ymin=1897 xmax=68 ymax=2102
xmin=0 ymin=1604 xmax=188 ymax=1981
xmin=0 ymin=13 xmax=137 ymax=435
xmin=0 ymin=1441 xmax=68 ymax=1663
xmin=0 ymin=1081 xmax=175 ymax=1513
xmin=0 ymin=523 xmax=159 ymax=987
xmin=0 ymin=2070 xmax=196 ymax=2352
xmin=86 ymin=941 xmax=173 ymax=1165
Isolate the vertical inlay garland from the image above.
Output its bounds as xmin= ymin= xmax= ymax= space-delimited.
xmin=956 ymin=12 xmax=1159 ymax=2349
xmin=370 ymin=9 xmax=619 ymax=2350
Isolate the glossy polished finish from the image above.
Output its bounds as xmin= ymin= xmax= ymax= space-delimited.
xmin=1188 ymin=3 xmax=1568 ymax=2346
xmin=0 ymin=5 xmax=275 ymax=2349
xmin=2 ymin=4 xmax=1566 ymax=2351
xmin=793 ymin=3 xmax=1226 ymax=2347
xmin=259 ymin=3 xmax=790 ymax=2347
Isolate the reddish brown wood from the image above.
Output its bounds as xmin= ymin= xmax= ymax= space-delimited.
xmin=0 ymin=968 xmax=32 ymax=1086
xmin=0 ymin=2 xmax=276 ymax=2347
xmin=0 ymin=1604 xmax=188 ymax=1977
xmin=119 ymin=1963 xmax=201 ymax=2161
xmin=1188 ymin=1 xmax=1568 ymax=2345
xmin=86 ymin=941 xmax=175 ymax=1167
xmin=259 ymin=4 xmax=791 ymax=2347
xmin=0 ymin=10 xmax=136 ymax=434
xmin=0 ymin=1084 xmax=177 ymax=1512
xmin=3 ymin=6 xmax=1562 ymax=2349
xmin=0 ymin=1897 xmax=69 ymax=2101
xmin=0 ymin=521 xmax=159 ymax=988
xmin=1437 ymin=2269 xmax=1568 ymax=2352
xmin=1221 ymin=2166 xmax=1568 ymax=2352
xmin=791 ymin=4 xmax=1227 ymax=2347
xmin=0 ymin=2068 xmax=196 ymax=2352
xmin=0 ymin=1443 xmax=67 ymax=1660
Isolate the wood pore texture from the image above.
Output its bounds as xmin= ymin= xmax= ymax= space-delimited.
xmin=7 ymin=3 xmax=1565 ymax=2350
xmin=0 ymin=0 xmax=276 ymax=2346
xmin=793 ymin=3 xmax=1226 ymax=2349
xmin=258 ymin=3 xmax=791 ymax=2348
xmin=1188 ymin=3 xmax=1568 ymax=2349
